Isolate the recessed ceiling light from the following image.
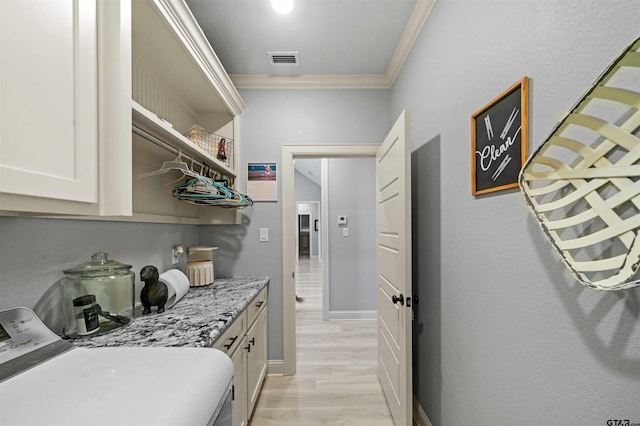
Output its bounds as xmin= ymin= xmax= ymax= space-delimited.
xmin=271 ymin=0 xmax=294 ymax=14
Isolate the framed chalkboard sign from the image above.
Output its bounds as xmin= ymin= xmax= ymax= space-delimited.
xmin=471 ymin=77 xmax=529 ymax=195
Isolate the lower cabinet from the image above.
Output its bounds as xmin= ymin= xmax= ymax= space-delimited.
xmin=247 ymin=307 xmax=268 ymax=416
xmin=214 ymin=288 xmax=268 ymax=426
xmin=230 ymin=337 xmax=248 ymax=426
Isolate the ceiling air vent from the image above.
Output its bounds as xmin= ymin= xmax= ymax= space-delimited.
xmin=268 ymin=51 xmax=300 ymax=66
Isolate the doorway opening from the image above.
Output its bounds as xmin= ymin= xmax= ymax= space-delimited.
xmin=282 ymin=144 xmax=379 ymax=376
xmin=295 ymin=200 xmax=320 ymax=261
xmin=297 ymin=214 xmax=310 ymax=258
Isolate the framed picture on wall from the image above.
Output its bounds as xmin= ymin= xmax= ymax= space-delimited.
xmin=471 ymin=77 xmax=529 ymax=195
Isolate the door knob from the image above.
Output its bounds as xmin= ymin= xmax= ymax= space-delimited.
xmin=392 ymin=294 xmax=404 ymax=305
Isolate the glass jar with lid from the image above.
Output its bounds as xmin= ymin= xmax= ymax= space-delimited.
xmin=60 ymin=252 xmax=135 ymax=338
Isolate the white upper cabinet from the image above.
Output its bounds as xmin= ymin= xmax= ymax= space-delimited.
xmin=0 ymin=0 xmax=131 ymax=216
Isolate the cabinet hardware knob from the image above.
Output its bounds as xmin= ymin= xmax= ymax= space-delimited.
xmin=392 ymin=294 xmax=404 ymax=305
xmin=249 ymin=337 xmax=255 ymax=346
xmin=256 ymin=301 xmax=264 ymax=308
xmin=224 ymin=335 xmax=238 ymax=349
xmin=245 ymin=344 xmax=251 ymax=353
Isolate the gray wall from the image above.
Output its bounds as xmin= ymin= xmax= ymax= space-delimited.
xmin=294 ymin=169 xmax=321 ymax=202
xmin=392 ymin=0 xmax=640 ymax=424
xmin=0 ymin=217 xmax=199 ymax=329
xmin=327 ymin=158 xmax=376 ymax=314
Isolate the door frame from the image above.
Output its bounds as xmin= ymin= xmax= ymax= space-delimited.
xmin=281 ymin=144 xmax=380 ymax=375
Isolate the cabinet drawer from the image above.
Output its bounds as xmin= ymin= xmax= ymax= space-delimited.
xmin=246 ymin=287 xmax=267 ymax=326
xmin=213 ymin=311 xmax=246 ymax=355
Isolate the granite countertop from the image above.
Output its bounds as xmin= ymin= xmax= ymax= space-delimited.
xmin=72 ymin=276 xmax=269 ymax=349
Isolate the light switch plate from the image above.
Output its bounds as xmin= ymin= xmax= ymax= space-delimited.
xmin=338 ymin=215 xmax=348 ymax=225
xmin=260 ymin=228 xmax=269 ymax=242
xmin=343 ymin=228 xmax=349 ymax=237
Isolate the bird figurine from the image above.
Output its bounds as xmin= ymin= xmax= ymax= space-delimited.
xmin=140 ymin=265 xmax=168 ymax=315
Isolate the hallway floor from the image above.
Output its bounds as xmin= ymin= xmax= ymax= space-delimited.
xmin=250 ymin=258 xmax=394 ymax=425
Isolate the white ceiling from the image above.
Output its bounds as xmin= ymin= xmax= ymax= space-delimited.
xmin=185 ymin=0 xmax=435 ymax=89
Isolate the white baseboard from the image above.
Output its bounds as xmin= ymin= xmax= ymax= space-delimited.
xmin=413 ymin=396 xmax=433 ymax=426
xmin=328 ymin=310 xmax=376 ymax=320
xmin=266 ymin=359 xmax=284 ymax=376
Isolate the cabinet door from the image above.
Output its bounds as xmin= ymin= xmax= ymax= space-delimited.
xmin=246 ymin=307 xmax=268 ymax=418
xmin=0 ymin=0 xmax=98 ymax=203
xmin=231 ymin=338 xmax=248 ymax=426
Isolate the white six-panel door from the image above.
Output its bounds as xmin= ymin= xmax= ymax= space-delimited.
xmin=376 ymin=110 xmax=412 ymax=425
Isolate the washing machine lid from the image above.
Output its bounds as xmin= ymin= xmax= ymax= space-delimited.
xmin=0 ymin=306 xmax=74 ymax=381
xmin=2 ymin=346 xmax=233 ymax=426
xmin=0 ymin=308 xmax=234 ymax=426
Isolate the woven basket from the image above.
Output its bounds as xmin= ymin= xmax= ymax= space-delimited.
xmin=519 ymin=37 xmax=640 ymax=291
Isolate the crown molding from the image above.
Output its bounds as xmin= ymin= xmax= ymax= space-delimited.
xmin=231 ymin=73 xmax=393 ymax=90
xmin=231 ymin=0 xmax=436 ymax=90
xmin=386 ymin=0 xmax=436 ymax=83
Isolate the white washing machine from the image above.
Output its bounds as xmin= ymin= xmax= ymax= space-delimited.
xmin=0 ymin=308 xmax=233 ymax=426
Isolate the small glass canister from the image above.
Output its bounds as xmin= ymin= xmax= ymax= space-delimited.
xmin=60 ymin=252 xmax=135 ymax=338
xmin=72 ymin=294 xmax=100 ymax=335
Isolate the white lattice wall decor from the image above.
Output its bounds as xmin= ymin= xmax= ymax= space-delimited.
xmin=520 ymin=37 xmax=640 ymax=291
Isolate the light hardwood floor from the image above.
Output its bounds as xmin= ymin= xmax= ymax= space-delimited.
xmin=250 ymin=258 xmax=394 ymax=426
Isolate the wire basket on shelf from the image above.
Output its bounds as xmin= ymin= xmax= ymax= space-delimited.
xmin=184 ymin=125 xmax=233 ymax=169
